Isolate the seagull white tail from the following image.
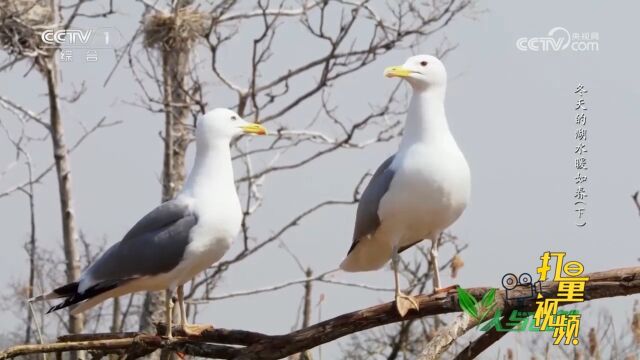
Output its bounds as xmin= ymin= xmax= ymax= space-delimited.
xmin=340 ymin=238 xmax=393 ymax=272
xmin=69 ymin=284 xmax=133 ymax=315
xmin=43 ymin=279 xmax=126 ymax=314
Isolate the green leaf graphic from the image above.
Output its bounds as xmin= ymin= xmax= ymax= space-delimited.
xmin=478 ymin=301 xmax=498 ymax=323
xmin=457 ymin=287 xmax=478 ymax=319
xmin=480 ymin=288 xmax=496 ymax=308
xmin=476 ymin=288 xmax=497 ymax=322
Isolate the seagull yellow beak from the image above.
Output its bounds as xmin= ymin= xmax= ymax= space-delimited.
xmin=241 ymin=123 xmax=267 ymax=135
xmin=384 ymin=66 xmax=412 ymax=78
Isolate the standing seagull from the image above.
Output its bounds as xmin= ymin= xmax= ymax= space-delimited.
xmin=31 ymin=108 xmax=266 ymax=337
xmin=340 ymin=55 xmax=471 ymax=317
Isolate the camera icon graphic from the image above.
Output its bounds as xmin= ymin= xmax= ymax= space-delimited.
xmin=501 ymin=272 xmax=542 ymax=301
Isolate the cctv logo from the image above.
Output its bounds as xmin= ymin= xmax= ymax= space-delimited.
xmin=41 ymin=29 xmax=95 ymax=46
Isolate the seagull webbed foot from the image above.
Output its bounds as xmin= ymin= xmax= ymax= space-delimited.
xmin=395 ymin=292 xmax=419 ymax=317
xmin=179 ymin=323 xmax=214 ymax=337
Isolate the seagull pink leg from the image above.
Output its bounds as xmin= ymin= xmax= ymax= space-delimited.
xmin=429 ymin=234 xmax=458 ymax=295
xmin=177 ymin=284 xmax=213 ymax=336
xmin=392 ymin=245 xmax=419 ymax=317
xmin=164 ymin=289 xmax=174 ymax=338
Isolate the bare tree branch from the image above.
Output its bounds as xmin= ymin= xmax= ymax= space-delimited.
xmin=1 ymin=266 xmax=638 ymax=360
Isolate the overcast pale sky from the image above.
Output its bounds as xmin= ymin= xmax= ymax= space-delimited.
xmin=1 ymin=0 xmax=639 ymax=358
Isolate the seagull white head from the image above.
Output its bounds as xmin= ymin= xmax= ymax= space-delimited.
xmin=196 ymin=108 xmax=267 ymax=143
xmin=384 ymin=54 xmax=447 ymax=91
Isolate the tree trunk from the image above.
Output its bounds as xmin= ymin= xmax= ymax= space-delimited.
xmin=43 ymin=54 xmax=84 ymax=359
xmin=291 ymin=269 xmax=314 ymax=360
xmin=138 ymin=12 xmax=192 ymax=360
xmin=24 ymin=170 xmax=36 ymax=344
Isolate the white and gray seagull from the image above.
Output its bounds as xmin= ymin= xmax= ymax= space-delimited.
xmin=31 ymin=108 xmax=266 ymax=337
xmin=340 ymin=55 xmax=471 ymax=317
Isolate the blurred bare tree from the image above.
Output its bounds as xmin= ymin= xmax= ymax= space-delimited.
xmin=0 ymin=1 xmax=116 ymax=358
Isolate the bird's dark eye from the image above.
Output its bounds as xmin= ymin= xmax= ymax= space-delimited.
xmin=420 ymin=61 xmax=428 ymax=67
xmin=231 ymin=116 xmax=237 ymax=121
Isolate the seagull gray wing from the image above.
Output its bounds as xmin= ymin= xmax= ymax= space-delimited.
xmin=347 ymin=155 xmax=396 ymax=254
xmin=81 ymin=199 xmax=197 ymax=289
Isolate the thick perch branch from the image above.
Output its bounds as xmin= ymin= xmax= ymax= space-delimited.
xmin=3 ymin=266 xmax=639 ymax=360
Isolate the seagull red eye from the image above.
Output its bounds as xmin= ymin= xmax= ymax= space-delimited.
xmin=420 ymin=61 xmax=428 ymax=67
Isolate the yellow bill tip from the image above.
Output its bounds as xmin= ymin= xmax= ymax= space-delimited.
xmin=384 ymin=66 xmax=412 ymax=78
xmin=241 ymin=123 xmax=267 ymax=135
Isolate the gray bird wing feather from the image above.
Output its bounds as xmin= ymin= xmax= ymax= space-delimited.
xmin=347 ymin=155 xmax=396 ymax=254
xmin=83 ymin=199 xmax=197 ymax=286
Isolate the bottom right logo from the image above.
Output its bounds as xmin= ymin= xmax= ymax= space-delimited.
xmin=457 ymin=251 xmax=588 ymax=345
